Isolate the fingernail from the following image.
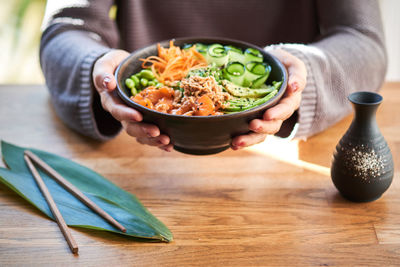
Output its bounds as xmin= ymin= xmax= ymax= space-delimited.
xmin=232 ymin=145 xmax=243 ymax=151
xmin=234 ymin=141 xmax=245 ymax=147
xmin=291 ymin=82 xmax=299 ymax=92
xmin=103 ymin=76 xmax=111 ymax=89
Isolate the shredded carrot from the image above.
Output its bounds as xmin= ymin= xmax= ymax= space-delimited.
xmin=140 ymin=40 xmax=207 ymax=85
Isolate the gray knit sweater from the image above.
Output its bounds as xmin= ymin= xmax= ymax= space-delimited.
xmin=40 ymin=0 xmax=387 ymax=141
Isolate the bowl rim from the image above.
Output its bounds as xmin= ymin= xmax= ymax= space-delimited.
xmin=115 ymin=36 xmax=288 ymax=120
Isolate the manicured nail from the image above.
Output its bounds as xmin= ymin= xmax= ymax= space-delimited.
xmin=103 ymin=76 xmax=111 ymax=89
xmin=232 ymin=143 xmax=244 ymax=150
xmin=291 ymin=82 xmax=299 ymax=92
xmin=234 ymin=141 xmax=245 ymax=147
xmin=232 ymin=146 xmax=239 ymax=150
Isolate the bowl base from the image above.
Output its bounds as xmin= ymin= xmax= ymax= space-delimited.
xmin=174 ymin=145 xmax=230 ymax=155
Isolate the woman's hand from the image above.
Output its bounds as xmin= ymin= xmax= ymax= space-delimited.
xmin=92 ymin=49 xmax=173 ymax=151
xmin=231 ymin=49 xmax=307 ymax=150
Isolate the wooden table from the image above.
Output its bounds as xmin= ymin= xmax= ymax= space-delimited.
xmin=0 ymin=83 xmax=399 ymax=266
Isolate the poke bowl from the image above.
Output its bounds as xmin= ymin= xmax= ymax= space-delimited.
xmin=115 ymin=37 xmax=288 ymax=155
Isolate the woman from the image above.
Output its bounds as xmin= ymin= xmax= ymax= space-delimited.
xmin=40 ymin=0 xmax=386 ymax=151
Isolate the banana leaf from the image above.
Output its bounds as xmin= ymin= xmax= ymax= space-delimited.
xmin=0 ymin=141 xmax=173 ymax=242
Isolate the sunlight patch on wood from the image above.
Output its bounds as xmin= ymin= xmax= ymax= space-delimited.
xmin=247 ymin=136 xmax=330 ymax=176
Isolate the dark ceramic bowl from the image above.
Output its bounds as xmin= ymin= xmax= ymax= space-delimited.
xmin=116 ymin=37 xmax=288 ymax=155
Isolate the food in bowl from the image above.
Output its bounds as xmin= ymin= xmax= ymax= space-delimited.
xmin=115 ymin=37 xmax=287 ymax=155
xmin=123 ymin=40 xmax=282 ymax=116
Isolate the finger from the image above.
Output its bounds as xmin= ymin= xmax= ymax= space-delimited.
xmin=93 ymin=50 xmax=130 ymax=93
xmin=122 ymin=121 xmax=161 ymax=139
xmin=94 ymin=73 xmax=116 ymax=93
xmin=136 ymin=134 xmax=171 ymax=147
xmin=161 ymin=144 xmax=174 ymax=152
xmin=100 ymin=91 xmax=142 ymax=122
xmin=269 ymin=49 xmax=307 ymax=95
xmin=287 ymin=64 xmax=306 ymax=95
xmin=262 ymin=92 xmax=301 ymax=121
xmin=139 ymin=139 xmax=173 ymax=152
xmin=248 ymin=118 xmax=283 ymax=135
xmin=157 ymin=143 xmax=174 ymax=152
xmin=271 ymin=50 xmax=306 ymax=88
xmin=231 ymin=132 xmax=267 ymax=150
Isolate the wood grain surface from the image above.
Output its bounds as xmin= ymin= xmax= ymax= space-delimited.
xmin=0 ymin=83 xmax=399 ymax=266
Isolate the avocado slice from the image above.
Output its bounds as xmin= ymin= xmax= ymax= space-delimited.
xmin=221 ymin=80 xmax=275 ymax=98
xmin=223 ymin=88 xmax=279 ymax=112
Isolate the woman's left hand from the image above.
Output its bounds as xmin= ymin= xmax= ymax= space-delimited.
xmin=231 ymin=49 xmax=307 ymax=150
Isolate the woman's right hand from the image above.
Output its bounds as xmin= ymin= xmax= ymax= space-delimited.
xmin=92 ymin=49 xmax=173 ymax=151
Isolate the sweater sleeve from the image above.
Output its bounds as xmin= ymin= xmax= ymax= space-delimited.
xmin=267 ymin=0 xmax=387 ymax=139
xmin=40 ymin=0 xmax=122 ymax=141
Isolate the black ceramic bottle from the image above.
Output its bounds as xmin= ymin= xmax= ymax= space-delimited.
xmin=331 ymin=91 xmax=394 ymax=202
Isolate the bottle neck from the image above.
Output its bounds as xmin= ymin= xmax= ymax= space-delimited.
xmin=347 ymin=103 xmax=381 ymax=139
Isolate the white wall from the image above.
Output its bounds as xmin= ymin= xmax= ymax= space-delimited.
xmin=380 ymin=0 xmax=400 ymax=81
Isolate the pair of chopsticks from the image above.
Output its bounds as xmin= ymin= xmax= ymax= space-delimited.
xmin=23 ymin=150 xmax=126 ymax=254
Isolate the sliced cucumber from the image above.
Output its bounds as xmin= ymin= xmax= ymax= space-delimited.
xmin=244 ymin=48 xmax=263 ymax=64
xmin=224 ymin=45 xmax=242 ymax=53
xmin=242 ymin=62 xmax=270 ymax=88
xmin=207 ymin=44 xmax=229 ymax=66
xmin=193 ymin=43 xmax=208 ymax=57
xmin=223 ymin=62 xmax=245 ymax=86
xmin=227 ymin=50 xmax=245 ymax=64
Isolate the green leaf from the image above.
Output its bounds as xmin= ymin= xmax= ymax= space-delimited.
xmin=0 ymin=141 xmax=173 ymax=242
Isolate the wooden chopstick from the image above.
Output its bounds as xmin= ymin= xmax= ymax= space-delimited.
xmin=24 ymin=150 xmax=127 ymax=233
xmin=24 ymin=155 xmax=79 ymax=254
